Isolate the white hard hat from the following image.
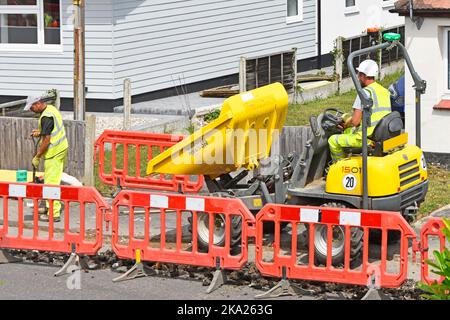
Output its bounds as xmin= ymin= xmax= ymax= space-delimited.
xmin=24 ymin=96 xmax=42 ymax=111
xmin=356 ymin=59 xmax=379 ymax=77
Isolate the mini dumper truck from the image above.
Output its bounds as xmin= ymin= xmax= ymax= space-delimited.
xmin=146 ymin=33 xmax=428 ymax=265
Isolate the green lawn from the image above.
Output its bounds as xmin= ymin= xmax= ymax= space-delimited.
xmin=286 ymin=70 xmax=405 ymax=126
xmin=419 ymin=165 xmax=450 ymax=217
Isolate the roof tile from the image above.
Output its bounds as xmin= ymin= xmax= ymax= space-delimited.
xmin=395 ymin=0 xmax=450 ymax=10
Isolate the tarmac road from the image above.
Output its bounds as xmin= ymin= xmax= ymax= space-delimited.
xmin=0 ymin=262 xmax=302 ymax=300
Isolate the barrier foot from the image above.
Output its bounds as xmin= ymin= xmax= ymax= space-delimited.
xmin=112 ymin=262 xmax=151 ymax=282
xmin=361 ymin=288 xmax=389 ymax=300
xmin=206 ymin=269 xmax=227 ymax=294
xmin=54 ymin=252 xmax=89 ymax=277
xmin=255 ymin=279 xmax=313 ymax=299
xmin=112 ymin=249 xmax=151 ymax=283
xmin=0 ymin=250 xmax=22 ymax=264
xmin=255 ymin=267 xmax=314 ymax=300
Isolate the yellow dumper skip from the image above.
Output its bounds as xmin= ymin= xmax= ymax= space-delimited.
xmin=146 ymin=83 xmax=289 ymax=178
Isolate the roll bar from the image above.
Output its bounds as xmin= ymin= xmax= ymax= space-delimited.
xmin=347 ymin=36 xmax=427 ymax=209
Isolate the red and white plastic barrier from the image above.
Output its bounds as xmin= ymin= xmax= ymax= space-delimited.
xmin=418 ymin=218 xmax=447 ymax=285
xmin=255 ymin=204 xmax=417 ymax=288
xmin=111 ymin=190 xmax=255 ymax=269
xmin=94 ymin=130 xmax=204 ymax=193
xmin=0 ymin=181 xmax=447 ymax=293
xmin=0 ymin=182 xmax=108 ymax=255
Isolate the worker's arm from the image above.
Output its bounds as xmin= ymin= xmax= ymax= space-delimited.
xmin=342 ymin=94 xmax=364 ymax=129
xmin=344 ymin=109 xmax=362 ymax=128
xmin=35 ymin=135 xmax=51 ymax=158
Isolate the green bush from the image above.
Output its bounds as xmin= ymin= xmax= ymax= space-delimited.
xmin=418 ymin=218 xmax=450 ymax=300
xmin=203 ymin=109 xmax=221 ymax=123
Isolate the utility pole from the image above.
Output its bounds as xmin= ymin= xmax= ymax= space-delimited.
xmin=73 ymin=0 xmax=86 ymax=120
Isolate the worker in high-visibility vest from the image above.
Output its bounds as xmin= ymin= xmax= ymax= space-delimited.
xmin=24 ymin=96 xmax=69 ymax=222
xmin=328 ymin=60 xmax=391 ymax=161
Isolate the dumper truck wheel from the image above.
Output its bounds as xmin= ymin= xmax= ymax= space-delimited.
xmin=188 ymin=214 xmax=242 ymax=250
xmin=311 ymin=202 xmax=363 ymax=266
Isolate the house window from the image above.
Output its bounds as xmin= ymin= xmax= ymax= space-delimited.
xmin=346 ymin=0 xmax=356 ymax=7
xmin=344 ymin=0 xmax=359 ymax=15
xmin=0 ymin=0 xmax=61 ymax=49
xmin=286 ymin=0 xmax=303 ymax=24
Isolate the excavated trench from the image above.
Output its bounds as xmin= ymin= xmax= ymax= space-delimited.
xmin=4 ymin=248 xmax=425 ymax=300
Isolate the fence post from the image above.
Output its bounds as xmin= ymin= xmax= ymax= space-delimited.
xmin=55 ymin=89 xmax=61 ymax=110
xmin=239 ymin=57 xmax=247 ymax=93
xmin=334 ymin=37 xmax=344 ymax=88
xmin=123 ymin=79 xmax=131 ymax=131
xmin=83 ymin=114 xmax=96 ymax=186
xmin=292 ymin=48 xmax=298 ymax=104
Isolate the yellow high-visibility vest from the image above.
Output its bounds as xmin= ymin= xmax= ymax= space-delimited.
xmin=38 ymin=105 xmax=69 ymax=159
xmin=354 ymin=82 xmax=392 ymax=137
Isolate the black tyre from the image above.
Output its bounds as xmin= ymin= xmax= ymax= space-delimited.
xmin=188 ymin=214 xmax=242 ymax=250
xmin=311 ymin=202 xmax=364 ymax=266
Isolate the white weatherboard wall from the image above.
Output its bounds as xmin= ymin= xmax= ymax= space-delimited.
xmin=112 ymin=0 xmax=317 ymax=99
xmin=321 ymin=0 xmax=404 ymax=55
xmin=404 ymin=18 xmax=450 ymax=154
xmin=0 ymin=0 xmax=114 ymax=100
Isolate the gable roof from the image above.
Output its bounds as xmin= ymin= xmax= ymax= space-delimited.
xmin=392 ymin=0 xmax=450 ymax=16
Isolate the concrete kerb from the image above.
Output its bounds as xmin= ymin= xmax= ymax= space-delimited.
xmin=413 ymin=204 xmax=450 ymax=232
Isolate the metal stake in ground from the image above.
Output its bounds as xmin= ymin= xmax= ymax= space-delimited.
xmin=255 ymin=266 xmax=315 ymax=299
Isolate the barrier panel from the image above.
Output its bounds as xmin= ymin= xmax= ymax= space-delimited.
xmin=419 ymin=218 xmax=447 ymax=285
xmin=110 ymin=190 xmax=256 ymax=288
xmin=255 ymin=204 xmax=417 ymax=291
xmin=94 ymin=130 xmax=204 ymax=193
xmin=0 ymin=181 xmax=108 ymax=256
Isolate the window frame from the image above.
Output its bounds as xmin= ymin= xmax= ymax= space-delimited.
xmin=344 ymin=0 xmax=359 ymax=15
xmin=286 ymin=0 xmax=303 ymax=24
xmin=0 ymin=0 xmax=62 ymax=52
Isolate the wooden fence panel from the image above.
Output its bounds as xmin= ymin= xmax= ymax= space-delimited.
xmin=0 ymin=117 xmax=85 ymax=179
xmin=278 ymin=126 xmax=312 ymax=158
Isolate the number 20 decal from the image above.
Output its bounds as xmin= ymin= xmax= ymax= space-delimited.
xmin=343 ymin=174 xmax=357 ymax=191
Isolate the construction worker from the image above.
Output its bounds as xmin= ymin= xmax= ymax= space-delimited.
xmin=328 ymin=60 xmax=391 ymax=162
xmin=24 ymin=96 xmax=68 ymax=222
